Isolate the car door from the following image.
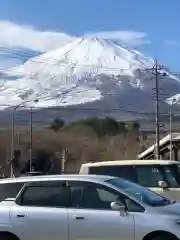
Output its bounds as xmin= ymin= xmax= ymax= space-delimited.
xmin=10 ymin=181 xmax=69 ymax=240
xmin=67 ymin=180 xmax=135 ymax=240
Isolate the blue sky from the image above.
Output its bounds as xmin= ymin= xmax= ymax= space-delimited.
xmin=0 ymin=0 xmax=179 ymax=71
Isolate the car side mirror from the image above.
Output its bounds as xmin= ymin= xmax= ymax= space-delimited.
xmin=111 ymin=201 xmax=127 ymax=215
xmin=158 ymin=180 xmax=168 ymax=189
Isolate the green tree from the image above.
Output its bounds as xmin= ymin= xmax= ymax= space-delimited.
xmin=50 ymin=118 xmax=65 ymax=131
xmin=82 ymin=117 xmax=120 ymax=137
xmin=101 ymin=117 xmax=119 ymax=136
xmin=125 ymin=121 xmax=140 ymax=132
xmin=117 ymin=121 xmax=126 ymax=133
xmin=65 ymin=117 xmax=138 ymax=137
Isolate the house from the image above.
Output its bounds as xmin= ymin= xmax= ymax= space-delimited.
xmin=138 ymin=133 xmax=180 ymax=160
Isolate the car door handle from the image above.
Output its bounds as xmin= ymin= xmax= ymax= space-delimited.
xmin=73 ymin=216 xmax=85 ymax=220
xmin=16 ymin=214 xmax=25 ymax=218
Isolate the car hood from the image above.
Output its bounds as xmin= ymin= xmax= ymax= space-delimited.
xmin=152 ymin=202 xmax=180 ymax=216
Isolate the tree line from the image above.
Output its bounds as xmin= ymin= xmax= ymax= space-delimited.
xmin=50 ymin=117 xmax=140 ymax=137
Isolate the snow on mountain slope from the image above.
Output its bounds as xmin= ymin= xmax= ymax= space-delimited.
xmin=0 ymin=36 xmax=180 ymax=111
xmin=4 ymin=37 xmax=154 ymax=78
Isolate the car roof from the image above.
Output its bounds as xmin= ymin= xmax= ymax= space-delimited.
xmin=0 ymin=174 xmax=115 ymax=184
xmin=80 ymin=160 xmax=180 ymax=167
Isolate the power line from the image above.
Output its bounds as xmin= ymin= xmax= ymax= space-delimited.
xmin=0 ymin=87 xmax=178 ymax=120
xmin=0 ymin=47 xmax=178 ymax=125
xmin=0 ymin=47 xmax=132 ymax=73
xmin=5 ymin=103 xmax=173 ymax=116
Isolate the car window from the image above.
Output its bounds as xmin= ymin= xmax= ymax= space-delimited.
xmin=176 ymin=164 xmax=180 ymax=174
xmin=134 ymin=166 xmax=163 ymax=187
xmin=89 ymin=165 xmax=136 ymax=182
xmin=163 ymin=166 xmax=179 ymax=187
xmin=68 ymin=181 xmax=143 ymax=212
xmin=0 ymin=182 xmax=24 ymax=202
xmin=97 ymin=188 xmax=117 ymax=202
xmin=21 ymin=185 xmax=70 ymax=207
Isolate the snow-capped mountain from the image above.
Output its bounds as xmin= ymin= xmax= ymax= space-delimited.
xmin=0 ymin=37 xmax=180 ymax=117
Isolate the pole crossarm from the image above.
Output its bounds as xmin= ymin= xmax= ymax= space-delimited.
xmin=137 ymin=60 xmax=167 ymax=160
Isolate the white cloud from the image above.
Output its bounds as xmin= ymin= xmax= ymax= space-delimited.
xmin=0 ymin=20 xmax=76 ymax=52
xmin=165 ymin=40 xmax=180 ymax=47
xmin=86 ymin=30 xmax=150 ymax=46
xmin=0 ymin=21 xmax=150 ymax=71
xmin=0 ymin=20 xmax=150 ymax=54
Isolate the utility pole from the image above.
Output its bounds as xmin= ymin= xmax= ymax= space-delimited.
xmin=29 ymin=99 xmax=39 ymax=172
xmin=169 ymin=105 xmax=172 ymax=160
xmin=152 ymin=60 xmax=167 ymax=159
xmin=29 ymin=107 xmax=33 ymax=172
xmin=169 ymin=98 xmax=177 ymax=160
xmin=10 ymin=110 xmax=15 ymax=177
xmin=138 ymin=60 xmax=166 ymax=160
xmin=155 ymin=60 xmax=160 ymax=160
xmin=8 ymin=99 xmax=39 ymax=175
xmin=10 ymin=105 xmax=20 ymax=177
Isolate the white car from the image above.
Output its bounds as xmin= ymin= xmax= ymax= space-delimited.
xmin=0 ymin=175 xmax=180 ymax=240
xmin=80 ymin=160 xmax=180 ymax=201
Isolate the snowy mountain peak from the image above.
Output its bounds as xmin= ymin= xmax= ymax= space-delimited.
xmin=0 ymin=37 xmax=179 ymax=112
xmin=24 ymin=36 xmax=154 ymax=75
xmin=6 ymin=37 xmax=154 ymax=77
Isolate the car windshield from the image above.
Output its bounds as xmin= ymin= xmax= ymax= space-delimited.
xmin=107 ymin=178 xmax=174 ymax=207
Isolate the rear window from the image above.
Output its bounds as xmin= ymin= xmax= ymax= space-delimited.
xmin=89 ymin=165 xmax=136 ymax=182
xmin=0 ymin=182 xmax=24 ymax=202
xmin=134 ymin=165 xmax=180 ymax=188
xmin=134 ymin=165 xmax=164 ymax=187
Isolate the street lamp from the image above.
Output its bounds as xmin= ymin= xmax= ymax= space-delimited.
xmin=0 ymin=104 xmax=16 ymax=177
xmin=9 ymin=99 xmax=39 ymax=177
xmin=29 ymin=99 xmax=39 ymax=172
xmin=9 ymin=102 xmax=28 ymax=178
xmin=10 ymin=104 xmax=21 ymax=177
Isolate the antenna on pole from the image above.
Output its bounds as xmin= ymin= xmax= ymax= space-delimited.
xmin=137 ymin=60 xmax=167 ymax=159
xmin=151 ymin=60 xmax=166 ymax=159
xmin=154 ymin=59 xmax=160 ymax=159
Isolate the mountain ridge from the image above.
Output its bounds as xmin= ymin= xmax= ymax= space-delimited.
xmin=0 ymin=37 xmax=179 ymax=119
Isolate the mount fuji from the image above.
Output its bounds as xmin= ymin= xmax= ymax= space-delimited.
xmin=0 ymin=36 xmax=180 ymax=124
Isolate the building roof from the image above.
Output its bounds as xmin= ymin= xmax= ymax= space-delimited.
xmin=138 ymin=133 xmax=180 ymax=159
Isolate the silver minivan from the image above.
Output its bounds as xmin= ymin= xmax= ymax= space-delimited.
xmin=0 ymin=174 xmax=180 ymax=240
